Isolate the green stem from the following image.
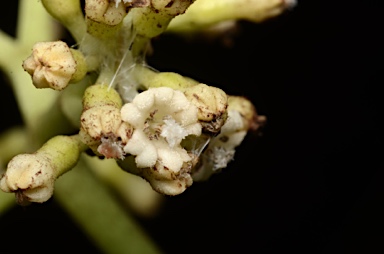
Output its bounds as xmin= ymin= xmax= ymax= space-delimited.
xmin=6 ymin=64 xmax=61 ymax=146
xmin=84 ymin=156 xmax=164 ymax=218
xmin=41 ymin=0 xmax=86 ymax=43
xmin=0 ymin=30 xmax=17 ymax=70
xmin=133 ymin=65 xmax=198 ymax=90
xmin=55 ymin=158 xmax=162 ymax=254
xmin=17 ymin=0 xmax=55 ymax=45
xmin=167 ymin=0 xmax=291 ymax=33
xmin=0 ymin=127 xmax=29 ymax=163
xmin=3 ymin=0 xmax=59 ymax=143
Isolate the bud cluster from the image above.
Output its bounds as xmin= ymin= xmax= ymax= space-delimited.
xmin=0 ymin=0 xmax=296 ymax=202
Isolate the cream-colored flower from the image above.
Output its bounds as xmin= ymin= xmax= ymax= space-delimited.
xmin=120 ymin=87 xmax=201 ymax=195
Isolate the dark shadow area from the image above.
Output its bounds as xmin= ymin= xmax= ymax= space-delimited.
xmin=145 ymin=1 xmax=384 ymax=253
xmin=1 ymin=199 xmax=102 ymax=253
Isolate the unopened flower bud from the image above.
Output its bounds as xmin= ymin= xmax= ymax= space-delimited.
xmin=184 ymin=83 xmax=228 ymax=133
xmin=85 ymin=0 xmax=128 ymax=26
xmin=22 ymin=41 xmax=87 ymax=90
xmin=0 ymin=135 xmax=84 ymax=203
xmin=80 ymin=84 xmax=133 ymax=158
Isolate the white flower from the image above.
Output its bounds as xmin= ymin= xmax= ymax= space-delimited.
xmin=120 ymin=87 xmax=202 ymax=195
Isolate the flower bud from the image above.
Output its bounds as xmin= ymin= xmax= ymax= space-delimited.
xmin=0 ymin=135 xmax=84 ymax=203
xmin=79 ymin=84 xmax=133 ymax=158
xmin=22 ymin=41 xmax=87 ymax=90
xmin=85 ymin=0 xmax=128 ymax=26
xmin=184 ymin=83 xmax=228 ymax=133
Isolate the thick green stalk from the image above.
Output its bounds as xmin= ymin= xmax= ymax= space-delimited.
xmin=3 ymin=0 xmax=59 ymax=142
xmin=84 ymin=156 xmax=164 ymax=218
xmin=132 ymin=65 xmax=198 ymax=90
xmin=55 ymin=158 xmax=162 ymax=254
xmin=168 ymin=0 xmax=294 ymax=33
xmin=0 ymin=127 xmax=29 ymax=163
xmin=41 ymin=0 xmax=86 ymax=42
xmin=0 ymin=30 xmax=17 ymax=70
xmin=17 ymin=0 xmax=55 ymax=45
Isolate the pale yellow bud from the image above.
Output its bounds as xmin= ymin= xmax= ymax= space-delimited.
xmin=79 ymin=84 xmax=133 ymax=158
xmin=85 ymin=0 xmax=128 ymax=26
xmin=22 ymin=41 xmax=87 ymax=90
xmin=0 ymin=135 xmax=84 ymax=203
xmin=184 ymin=83 xmax=228 ymax=133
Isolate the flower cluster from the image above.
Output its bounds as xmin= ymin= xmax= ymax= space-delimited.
xmin=0 ymin=0 xmax=294 ymax=203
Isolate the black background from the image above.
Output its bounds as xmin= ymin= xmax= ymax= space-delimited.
xmin=1 ymin=1 xmax=384 ymax=253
